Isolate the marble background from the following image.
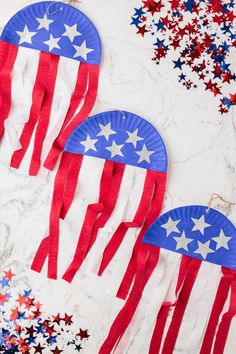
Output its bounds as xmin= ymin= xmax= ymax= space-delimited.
xmin=0 ymin=0 xmax=235 ymax=353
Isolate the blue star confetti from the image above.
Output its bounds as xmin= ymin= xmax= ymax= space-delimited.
xmin=130 ymin=0 xmax=236 ymax=114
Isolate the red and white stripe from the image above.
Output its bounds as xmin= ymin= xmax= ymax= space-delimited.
xmin=99 ymin=248 xmax=236 ymax=354
xmin=31 ymin=153 xmax=166 ymax=297
xmin=0 ymin=41 xmax=99 ymax=176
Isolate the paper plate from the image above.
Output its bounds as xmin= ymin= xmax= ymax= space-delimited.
xmin=64 ymin=110 xmax=168 ymax=172
xmin=1 ymin=1 xmax=101 ymax=64
xmin=143 ymin=205 xmax=236 ymax=270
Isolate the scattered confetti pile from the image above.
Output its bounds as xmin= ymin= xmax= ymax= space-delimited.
xmin=131 ymin=0 xmax=236 ymax=114
xmin=0 ymin=270 xmax=90 ymax=353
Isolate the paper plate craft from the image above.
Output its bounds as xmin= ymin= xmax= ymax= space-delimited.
xmin=0 ymin=1 xmax=101 ymax=175
xmin=100 ymin=205 xmax=236 ymax=354
xmin=31 ymin=110 xmax=167 ymax=297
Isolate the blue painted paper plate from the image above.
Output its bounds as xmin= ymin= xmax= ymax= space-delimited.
xmin=64 ymin=110 xmax=168 ymax=172
xmin=143 ymin=205 xmax=236 ymax=270
xmin=1 ymin=1 xmax=101 ymax=64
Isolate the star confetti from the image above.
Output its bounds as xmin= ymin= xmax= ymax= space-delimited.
xmin=0 ymin=270 xmax=90 ymax=353
xmin=130 ymin=0 xmax=236 ymax=114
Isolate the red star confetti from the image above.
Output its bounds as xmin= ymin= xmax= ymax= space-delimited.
xmin=131 ymin=0 xmax=236 ymax=114
xmin=63 ymin=314 xmax=73 ymax=326
xmin=51 ymin=347 xmax=63 ymax=354
xmin=77 ymin=329 xmax=90 ymax=341
xmin=3 ymin=270 xmax=15 ymax=281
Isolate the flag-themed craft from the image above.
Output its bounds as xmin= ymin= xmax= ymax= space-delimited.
xmin=100 ymin=205 xmax=236 ymax=354
xmin=31 ymin=110 xmax=167 ymax=301
xmin=0 ymin=1 xmax=101 ymax=175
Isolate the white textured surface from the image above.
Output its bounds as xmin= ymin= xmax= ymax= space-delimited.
xmin=0 ymin=1 xmax=236 ymax=353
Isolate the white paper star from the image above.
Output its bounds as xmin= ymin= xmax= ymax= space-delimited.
xmin=80 ymin=135 xmax=98 ymax=153
xmin=73 ymin=41 xmax=94 ymax=60
xmin=36 ymin=14 xmax=54 ymax=30
xmin=106 ymin=141 xmax=124 ymax=158
xmin=44 ymin=34 xmax=61 ymax=51
xmin=194 ymin=240 xmax=214 ymax=259
xmin=191 ymin=215 xmax=211 ymax=235
xmin=136 ymin=144 xmax=155 ymax=164
xmin=62 ymin=24 xmax=81 ymax=41
xmin=97 ymin=123 xmax=117 ymax=141
xmin=212 ymin=230 xmax=232 ymax=250
xmin=173 ymin=231 xmax=193 ymax=251
xmin=16 ymin=25 xmax=37 ymax=45
xmin=161 ymin=217 xmax=181 ymax=237
xmin=125 ymin=129 xmax=144 ymax=148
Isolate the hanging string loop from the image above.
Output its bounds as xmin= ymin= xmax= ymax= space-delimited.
xmin=47 ymin=0 xmax=81 ymax=16
xmin=206 ymin=193 xmax=236 ymax=214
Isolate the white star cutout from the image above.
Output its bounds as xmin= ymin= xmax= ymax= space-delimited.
xmin=161 ymin=217 xmax=181 ymax=237
xmin=106 ymin=141 xmax=124 ymax=158
xmin=194 ymin=240 xmax=214 ymax=259
xmin=212 ymin=230 xmax=232 ymax=250
xmin=191 ymin=215 xmax=211 ymax=235
xmin=62 ymin=24 xmax=81 ymax=41
xmin=126 ymin=129 xmax=144 ymax=148
xmin=136 ymin=144 xmax=155 ymax=164
xmin=73 ymin=41 xmax=94 ymax=60
xmin=16 ymin=25 xmax=37 ymax=45
xmin=36 ymin=14 xmax=54 ymax=30
xmin=173 ymin=231 xmax=193 ymax=251
xmin=80 ymin=135 xmax=98 ymax=153
xmin=97 ymin=123 xmax=117 ymax=141
xmin=44 ymin=34 xmax=61 ymax=51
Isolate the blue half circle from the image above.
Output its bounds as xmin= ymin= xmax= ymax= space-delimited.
xmin=143 ymin=205 xmax=236 ymax=270
xmin=1 ymin=1 xmax=101 ymax=64
xmin=64 ymin=110 xmax=168 ymax=172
